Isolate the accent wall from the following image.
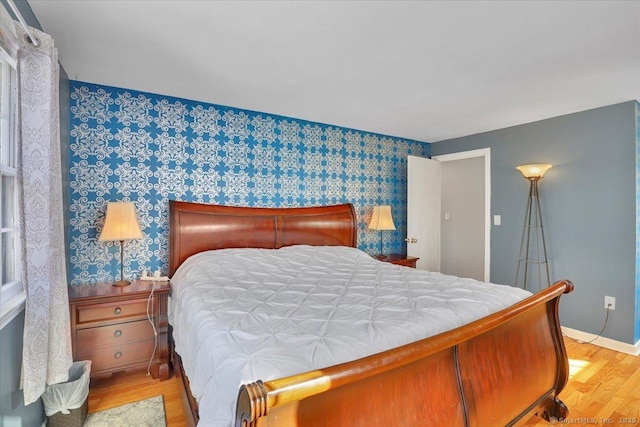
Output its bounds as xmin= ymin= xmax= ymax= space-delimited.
xmin=68 ymin=81 xmax=430 ymax=285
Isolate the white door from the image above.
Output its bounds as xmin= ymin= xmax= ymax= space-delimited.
xmin=407 ymin=155 xmax=441 ymax=271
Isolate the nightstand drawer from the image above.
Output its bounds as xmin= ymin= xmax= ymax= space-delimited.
xmin=76 ymin=299 xmax=148 ymax=325
xmin=77 ymin=339 xmax=155 ymax=373
xmin=76 ymin=320 xmax=154 ymax=348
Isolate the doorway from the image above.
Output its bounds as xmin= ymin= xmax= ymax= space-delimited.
xmin=407 ymin=148 xmax=491 ymax=282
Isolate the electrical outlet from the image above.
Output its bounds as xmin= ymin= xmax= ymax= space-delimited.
xmin=604 ymin=296 xmax=616 ymax=310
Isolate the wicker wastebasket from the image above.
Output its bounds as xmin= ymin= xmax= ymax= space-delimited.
xmin=46 ymin=398 xmax=88 ymax=427
xmin=42 ymin=360 xmax=91 ymax=427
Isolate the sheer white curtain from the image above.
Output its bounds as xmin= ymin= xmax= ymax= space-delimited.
xmin=15 ymin=24 xmax=72 ymax=405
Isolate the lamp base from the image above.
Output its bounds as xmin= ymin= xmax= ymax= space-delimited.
xmin=374 ymin=254 xmax=387 ymax=260
xmin=112 ymin=279 xmax=132 ymax=287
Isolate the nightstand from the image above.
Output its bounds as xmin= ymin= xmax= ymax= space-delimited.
xmin=379 ymin=254 xmax=419 ymax=268
xmin=68 ymin=280 xmax=171 ymax=380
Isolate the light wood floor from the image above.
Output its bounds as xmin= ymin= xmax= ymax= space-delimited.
xmin=523 ymin=338 xmax=640 ymax=425
xmin=88 ymin=338 xmax=639 ymax=426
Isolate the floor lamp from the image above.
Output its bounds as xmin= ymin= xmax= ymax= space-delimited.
xmin=515 ymin=164 xmax=552 ymax=291
xmin=368 ymin=205 xmax=396 ymax=259
xmin=99 ymin=202 xmax=143 ymax=287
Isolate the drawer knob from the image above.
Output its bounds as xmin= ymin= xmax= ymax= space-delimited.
xmin=114 ymin=307 xmax=122 ymax=315
xmin=114 ymin=330 xmax=122 ymax=338
xmin=114 ymin=351 xmax=122 ymax=359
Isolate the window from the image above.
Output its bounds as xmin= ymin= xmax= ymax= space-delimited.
xmin=0 ymin=46 xmax=23 ymax=329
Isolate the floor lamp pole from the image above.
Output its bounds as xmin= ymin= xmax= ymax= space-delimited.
xmin=515 ymin=176 xmax=550 ymax=291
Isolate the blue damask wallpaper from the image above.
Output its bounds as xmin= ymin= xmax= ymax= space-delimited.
xmin=68 ymin=81 xmax=430 ymax=285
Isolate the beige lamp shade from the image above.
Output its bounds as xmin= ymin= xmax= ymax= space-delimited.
xmin=99 ymin=202 xmax=143 ymax=241
xmin=516 ymin=164 xmax=552 ymax=179
xmin=368 ymin=205 xmax=396 ymax=231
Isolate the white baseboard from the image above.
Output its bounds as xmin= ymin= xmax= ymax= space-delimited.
xmin=561 ymin=326 xmax=640 ymax=356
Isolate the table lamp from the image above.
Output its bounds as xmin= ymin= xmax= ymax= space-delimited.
xmin=368 ymin=205 xmax=396 ymax=259
xmin=99 ymin=202 xmax=143 ymax=287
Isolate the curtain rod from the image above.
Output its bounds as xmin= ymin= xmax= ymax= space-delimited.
xmin=6 ymin=0 xmax=40 ymax=47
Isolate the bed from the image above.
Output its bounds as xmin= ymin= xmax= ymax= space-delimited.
xmin=167 ymin=200 xmax=573 ymax=427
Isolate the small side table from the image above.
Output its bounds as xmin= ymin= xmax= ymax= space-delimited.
xmin=68 ymin=280 xmax=172 ymax=380
xmin=378 ymin=254 xmax=419 ymax=268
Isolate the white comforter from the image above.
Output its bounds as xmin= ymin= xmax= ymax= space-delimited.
xmin=169 ymin=245 xmax=531 ymax=426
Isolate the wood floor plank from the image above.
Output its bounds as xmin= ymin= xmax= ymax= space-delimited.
xmin=619 ymin=365 xmax=640 ymax=399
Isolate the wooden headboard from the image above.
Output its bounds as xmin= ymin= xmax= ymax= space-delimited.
xmin=168 ymin=201 xmax=357 ymax=276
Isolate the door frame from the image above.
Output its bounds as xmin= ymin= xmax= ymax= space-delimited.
xmin=433 ymin=148 xmax=491 ymax=282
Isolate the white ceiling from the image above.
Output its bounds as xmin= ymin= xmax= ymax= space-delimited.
xmin=28 ymin=1 xmax=640 ymax=142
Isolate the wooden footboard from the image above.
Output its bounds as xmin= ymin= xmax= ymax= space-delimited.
xmin=236 ymin=279 xmax=574 ymax=427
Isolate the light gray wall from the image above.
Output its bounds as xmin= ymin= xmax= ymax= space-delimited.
xmin=0 ymin=312 xmax=43 ymax=427
xmin=431 ymin=101 xmax=637 ymax=344
xmin=440 ymin=157 xmax=485 ymax=281
xmin=0 ymin=1 xmax=69 ymax=425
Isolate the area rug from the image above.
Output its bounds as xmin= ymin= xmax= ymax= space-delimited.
xmin=83 ymin=395 xmax=166 ymax=427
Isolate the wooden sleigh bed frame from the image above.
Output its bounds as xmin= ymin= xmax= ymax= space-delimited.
xmin=168 ymin=200 xmax=574 ymax=427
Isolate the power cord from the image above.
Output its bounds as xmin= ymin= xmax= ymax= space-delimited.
xmin=563 ymin=302 xmax=612 ymax=345
xmin=146 ymin=279 xmax=159 ymax=376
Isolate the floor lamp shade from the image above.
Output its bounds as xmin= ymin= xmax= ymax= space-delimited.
xmin=516 ymin=164 xmax=552 ymax=179
xmin=99 ymin=202 xmax=143 ymax=286
xmin=368 ymin=205 xmax=396 ymax=259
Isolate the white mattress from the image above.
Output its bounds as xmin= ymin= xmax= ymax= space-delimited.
xmin=168 ymin=245 xmax=531 ymax=426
